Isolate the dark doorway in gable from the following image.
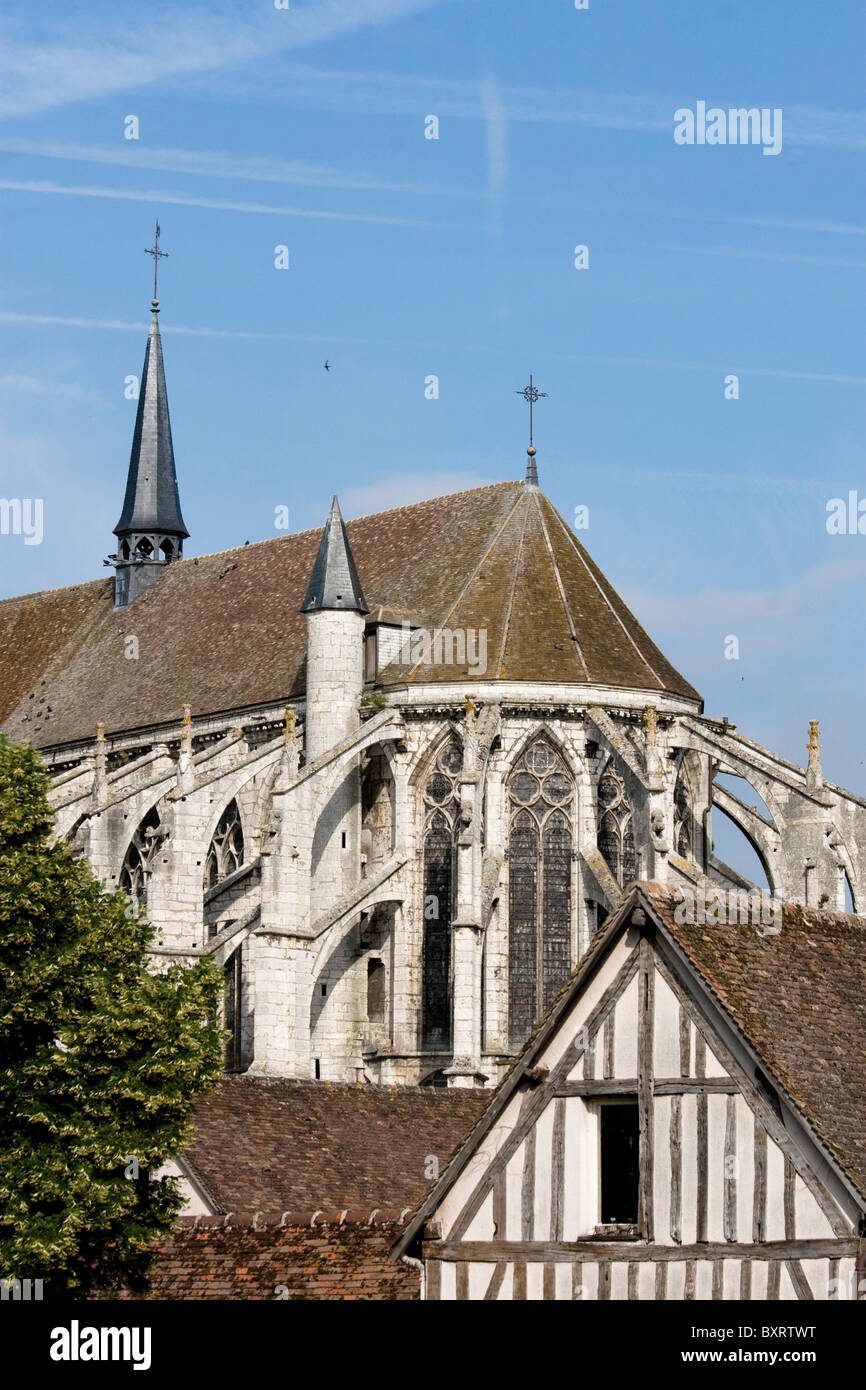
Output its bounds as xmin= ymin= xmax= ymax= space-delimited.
xmin=599 ymin=1101 xmax=639 ymax=1226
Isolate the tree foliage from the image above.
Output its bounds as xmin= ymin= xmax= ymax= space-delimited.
xmin=0 ymin=736 xmax=223 ymax=1295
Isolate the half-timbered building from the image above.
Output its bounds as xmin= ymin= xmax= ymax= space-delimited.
xmin=394 ymin=882 xmax=866 ymax=1300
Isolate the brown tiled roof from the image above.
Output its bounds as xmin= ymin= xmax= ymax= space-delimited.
xmin=644 ymin=882 xmax=866 ymax=1204
xmin=118 ymin=1221 xmax=418 ymax=1301
xmin=184 ymin=1075 xmax=488 ymax=1215
xmin=0 ymin=482 xmax=700 ymax=750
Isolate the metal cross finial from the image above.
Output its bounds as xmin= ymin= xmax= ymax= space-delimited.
xmin=515 ymin=374 xmax=548 ymax=447
xmin=144 ymin=221 xmax=168 ymax=302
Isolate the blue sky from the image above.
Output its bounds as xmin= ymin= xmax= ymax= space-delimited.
xmin=1 ymin=0 xmax=864 ymax=836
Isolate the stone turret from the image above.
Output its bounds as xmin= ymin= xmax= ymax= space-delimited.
xmin=300 ymin=496 xmax=369 ymax=1078
xmin=300 ymin=495 xmax=368 ymax=760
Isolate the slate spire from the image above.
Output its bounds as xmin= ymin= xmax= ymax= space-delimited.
xmin=515 ymin=375 xmax=546 ymax=490
xmin=111 ymin=275 xmax=188 ymax=607
xmin=300 ymin=496 xmax=368 ymax=614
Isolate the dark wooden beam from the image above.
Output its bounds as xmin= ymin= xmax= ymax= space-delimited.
xmin=424 ymin=1237 xmax=858 ymax=1263
xmin=670 ymin=1094 xmax=682 ymax=1245
xmin=637 ymin=937 xmax=655 ymax=1241
xmin=555 ymin=1077 xmax=739 ymax=1097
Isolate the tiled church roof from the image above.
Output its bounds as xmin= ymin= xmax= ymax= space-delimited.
xmin=0 ymin=481 xmax=700 ymax=750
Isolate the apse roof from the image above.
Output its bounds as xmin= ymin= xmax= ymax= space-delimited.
xmin=0 ymin=481 xmax=700 ymax=749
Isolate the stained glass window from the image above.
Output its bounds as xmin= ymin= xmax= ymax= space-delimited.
xmin=421 ymin=739 xmax=463 ymax=1049
xmin=597 ymin=762 xmax=638 ymax=887
xmin=508 ymin=739 xmax=574 ymax=1048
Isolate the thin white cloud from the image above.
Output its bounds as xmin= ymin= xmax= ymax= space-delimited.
xmin=0 ymin=0 xmax=455 ymax=120
xmin=0 ymin=178 xmax=449 ymax=228
xmin=659 ymin=242 xmax=866 ymax=271
xmin=3 ymin=139 xmax=863 ymax=248
xmin=194 ymin=63 xmax=866 ymax=152
xmin=0 ymin=311 xmax=391 ymax=346
xmin=2 ymin=313 xmax=862 ymax=387
xmin=0 ymin=371 xmax=105 ymax=407
xmin=585 ymin=354 xmax=866 ymax=386
xmin=0 ymin=136 xmax=474 ymax=200
xmin=480 ymin=75 xmax=508 ymax=197
xmin=727 ymin=214 xmax=866 ymax=238
xmin=624 ymin=557 xmax=866 ymax=651
xmin=479 ymin=73 xmax=507 ymax=243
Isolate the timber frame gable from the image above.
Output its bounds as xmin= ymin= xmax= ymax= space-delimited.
xmin=394 ymin=882 xmax=866 ymax=1300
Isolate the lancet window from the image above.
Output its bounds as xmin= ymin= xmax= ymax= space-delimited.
xmin=508 ymin=739 xmax=574 ymax=1048
xmin=597 ymin=761 xmax=637 ymax=887
xmin=421 ymin=739 xmax=463 ymax=1050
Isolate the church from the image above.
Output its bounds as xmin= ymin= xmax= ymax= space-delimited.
xmin=2 ymin=277 xmax=864 ymax=1089
xmin=3 ymin=275 xmax=865 ymax=1299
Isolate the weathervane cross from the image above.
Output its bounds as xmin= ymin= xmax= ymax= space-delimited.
xmin=144 ymin=221 xmax=168 ymax=303
xmin=515 ymin=374 xmax=548 ymax=447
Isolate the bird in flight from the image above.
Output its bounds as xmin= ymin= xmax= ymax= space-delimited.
xmin=324 ymin=360 xmax=330 ymax=371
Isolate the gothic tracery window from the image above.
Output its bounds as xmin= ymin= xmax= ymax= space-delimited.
xmin=421 ymin=738 xmax=462 ymax=1050
xmin=508 ymin=738 xmax=574 ymax=1048
xmin=674 ymin=770 xmax=695 ymax=860
xmin=119 ymin=806 xmax=162 ymax=905
xmin=204 ymin=800 xmax=244 ymax=891
xmin=597 ymin=761 xmax=637 ymax=887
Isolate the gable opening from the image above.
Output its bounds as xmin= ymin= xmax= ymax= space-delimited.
xmin=599 ymin=1100 xmax=639 ymax=1228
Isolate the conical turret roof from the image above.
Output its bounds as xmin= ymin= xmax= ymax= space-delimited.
xmin=114 ymin=303 xmax=188 ymax=539
xmin=300 ymin=495 xmax=368 ymax=614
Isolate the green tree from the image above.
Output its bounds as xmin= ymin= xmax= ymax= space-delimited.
xmin=0 ymin=736 xmax=223 ymax=1295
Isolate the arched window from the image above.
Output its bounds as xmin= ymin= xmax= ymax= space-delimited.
xmin=367 ymin=959 xmax=386 ymax=1023
xmin=507 ymin=738 xmax=574 ymax=1048
xmin=160 ymin=538 xmax=174 ymax=561
xmin=223 ymin=947 xmax=243 ymax=1072
xmin=135 ymin=537 xmax=154 ymax=559
xmin=119 ymin=806 xmax=162 ymax=905
xmin=204 ymin=800 xmax=244 ymax=891
xmin=597 ymin=760 xmax=637 ymax=888
xmin=421 ymin=738 xmax=462 ymax=1050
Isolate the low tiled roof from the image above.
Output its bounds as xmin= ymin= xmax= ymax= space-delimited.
xmin=0 ymin=482 xmax=700 ymax=750
xmin=124 ymin=1221 xmax=418 ymax=1301
xmin=184 ymin=1075 xmax=489 ymax=1215
xmin=644 ymin=882 xmax=866 ymax=1204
